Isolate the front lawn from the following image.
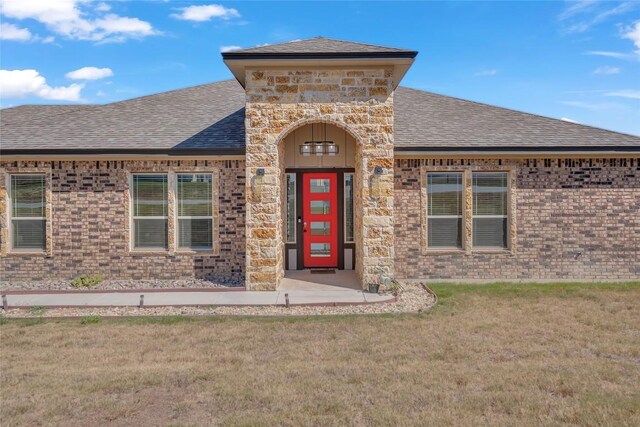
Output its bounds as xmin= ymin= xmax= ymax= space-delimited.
xmin=1 ymin=282 xmax=639 ymax=426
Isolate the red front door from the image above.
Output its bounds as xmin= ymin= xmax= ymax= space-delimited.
xmin=303 ymin=172 xmax=338 ymax=268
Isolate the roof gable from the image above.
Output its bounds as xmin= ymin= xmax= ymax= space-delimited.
xmin=222 ymin=36 xmax=417 ymax=57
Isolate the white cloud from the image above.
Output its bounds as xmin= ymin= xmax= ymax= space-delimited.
xmin=558 ymin=0 xmax=598 ymax=21
xmin=172 ymin=4 xmax=240 ymax=22
xmin=586 ymin=50 xmax=637 ymax=61
xmin=66 ymin=67 xmax=113 ymax=80
xmin=475 ymin=69 xmax=498 ymax=76
xmin=0 ymin=69 xmax=84 ymax=101
xmin=584 ymin=20 xmax=640 ymax=61
xmin=0 ymin=22 xmax=32 ymax=41
xmin=560 ymin=117 xmax=581 ymax=124
xmin=0 ymin=0 xmax=158 ymax=43
xmin=605 ymin=89 xmax=640 ymax=99
xmin=561 ymin=100 xmax=619 ymax=111
xmin=622 ymin=20 xmax=640 ymax=51
xmin=220 ymin=45 xmax=241 ymax=52
xmin=592 ymin=65 xmax=621 ymax=74
xmin=95 ymin=3 xmax=111 ymax=13
xmin=558 ymin=1 xmax=636 ymax=33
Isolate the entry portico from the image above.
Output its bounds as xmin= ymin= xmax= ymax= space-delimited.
xmin=223 ymin=38 xmax=418 ymax=290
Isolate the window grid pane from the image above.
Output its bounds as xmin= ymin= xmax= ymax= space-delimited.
xmin=473 ymin=218 xmax=507 ymax=248
xmin=12 ymin=219 xmax=45 ymax=250
xmin=428 ymin=218 xmax=463 ymax=248
xmin=472 ymin=172 xmax=508 ymax=248
xmin=11 ymin=175 xmax=45 ymax=218
xmin=178 ymin=218 xmax=213 ymax=248
xmin=134 ymin=218 xmax=168 ymax=249
xmin=427 ymin=173 xmax=463 ymax=248
xmin=473 ymin=173 xmax=508 ymax=216
xmin=177 ymin=174 xmax=212 ymax=217
xmin=133 ymin=175 xmax=167 ymax=217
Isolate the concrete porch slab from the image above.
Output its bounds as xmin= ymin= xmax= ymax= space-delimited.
xmin=280 ymin=270 xmax=361 ymax=291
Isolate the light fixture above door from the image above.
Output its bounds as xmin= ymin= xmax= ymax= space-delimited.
xmin=300 ymin=123 xmax=339 ymax=156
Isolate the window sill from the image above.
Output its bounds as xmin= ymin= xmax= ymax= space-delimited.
xmin=175 ymin=249 xmax=216 ymax=255
xmin=424 ymin=248 xmax=465 ymax=254
xmin=129 ymin=249 xmax=169 ymax=256
xmin=472 ymin=248 xmax=511 ymax=254
xmin=5 ymin=250 xmax=47 ymax=257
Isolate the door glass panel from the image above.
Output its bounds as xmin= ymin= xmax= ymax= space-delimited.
xmin=310 ymin=179 xmax=330 ymax=193
xmin=344 ymin=174 xmax=354 ymax=242
xmin=286 ymin=174 xmax=296 ymax=243
xmin=310 ymin=243 xmax=331 ymax=257
xmin=310 ymin=222 xmax=330 ymax=236
xmin=310 ymin=200 xmax=330 ymax=214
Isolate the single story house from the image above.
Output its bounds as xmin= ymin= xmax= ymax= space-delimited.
xmin=1 ymin=37 xmax=639 ymax=290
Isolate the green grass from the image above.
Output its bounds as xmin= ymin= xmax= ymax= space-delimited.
xmin=430 ymin=280 xmax=640 ymax=300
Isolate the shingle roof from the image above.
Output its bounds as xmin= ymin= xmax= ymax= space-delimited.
xmin=393 ymin=87 xmax=640 ymax=150
xmin=1 ymin=80 xmax=245 ymax=153
xmin=1 ymin=79 xmax=638 ymax=154
xmin=222 ymin=36 xmax=417 ymax=57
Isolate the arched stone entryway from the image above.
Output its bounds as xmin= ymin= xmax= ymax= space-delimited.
xmin=278 ymin=122 xmax=358 ymax=285
xmin=244 ymin=67 xmax=396 ymax=290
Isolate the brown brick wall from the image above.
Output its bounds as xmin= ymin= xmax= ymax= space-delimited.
xmin=0 ymin=160 xmax=245 ymax=282
xmin=394 ymin=158 xmax=640 ymax=281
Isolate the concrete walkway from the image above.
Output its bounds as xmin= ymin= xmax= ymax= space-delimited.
xmin=2 ymin=289 xmax=393 ymax=308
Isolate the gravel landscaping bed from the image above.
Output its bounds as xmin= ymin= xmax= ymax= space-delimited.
xmin=1 ymin=282 xmax=435 ymax=318
xmin=0 ymin=278 xmax=244 ymax=292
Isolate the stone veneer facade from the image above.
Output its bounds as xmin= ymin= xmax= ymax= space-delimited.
xmin=0 ymin=160 xmax=245 ymax=282
xmin=394 ymin=157 xmax=640 ymax=281
xmin=244 ymin=67 xmax=396 ymax=290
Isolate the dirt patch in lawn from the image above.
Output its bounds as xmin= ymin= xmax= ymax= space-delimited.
xmin=1 ymin=282 xmax=639 ymax=426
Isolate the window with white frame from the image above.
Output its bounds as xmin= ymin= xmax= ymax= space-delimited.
xmin=132 ymin=174 xmax=168 ymax=249
xmin=176 ymin=173 xmax=214 ymax=250
xmin=472 ymin=172 xmax=508 ymax=248
xmin=426 ymin=172 xmax=463 ymax=248
xmin=9 ymin=175 xmax=46 ymax=251
xmin=285 ymin=173 xmax=296 ymax=244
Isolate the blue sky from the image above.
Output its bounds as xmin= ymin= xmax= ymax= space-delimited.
xmin=1 ymin=0 xmax=639 ymax=135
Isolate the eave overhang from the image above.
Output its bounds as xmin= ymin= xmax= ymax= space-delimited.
xmin=3 ymin=145 xmax=639 ymax=161
xmin=222 ymin=52 xmax=417 ymax=90
xmin=393 ymin=146 xmax=640 ymax=154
